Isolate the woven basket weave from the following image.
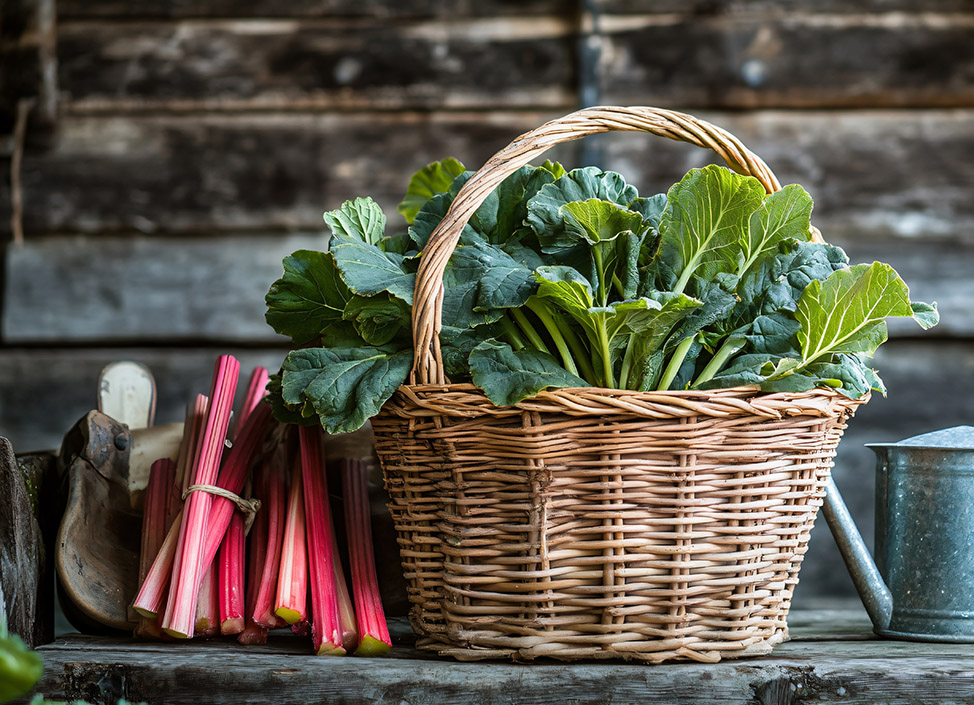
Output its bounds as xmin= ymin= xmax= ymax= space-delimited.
xmin=372 ymin=106 xmax=866 ymax=663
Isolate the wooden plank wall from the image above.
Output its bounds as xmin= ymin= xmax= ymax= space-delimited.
xmin=2 ymin=0 xmax=973 ymax=601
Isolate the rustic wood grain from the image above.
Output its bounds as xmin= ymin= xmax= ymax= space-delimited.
xmin=599 ymin=13 xmax=974 ymax=108
xmin=22 ymin=607 xmax=974 ymax=705
xmin=596 ymin=1 xmax=974 ymax=13
xmin=0 ymin=111 xmax=576 ymax=236
xmin=0 ymin=437 xmax=46 ymax=647
xmin=2 ymin=233 xmax=324 ymax=343
xmin=4 ymin=233 xmax=967 ymax=344
xmin=55 ymin=0 xmax=567 ymax=19
xmin=0 ymin=0 xmax=57 ymax=133
xmin=2 ymin=110 xmax=972 ymax=239
xmin=57 ymin=18 xmax=576 ymax=112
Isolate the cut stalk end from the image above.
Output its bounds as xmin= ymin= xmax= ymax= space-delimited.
xmin=355 ymin=634 xmax=392 ymax=657
xmin=275 ymin=606 xmax=303 ymax=625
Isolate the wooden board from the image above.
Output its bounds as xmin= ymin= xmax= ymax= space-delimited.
xmin=597 ymin=1 xmax=974 ymax=15
xmin=0 ymin=438 xmax=48 ymax=648
xmin=55 ymin=0 xmax=567 ymax=19
xmin=2 ymin=233 xmax=322 ymax=343
xmin=55 ymin=14 xmax=974 ymax=113
xmin=3 ymin=110 xmax=971 ymax=239
xmin=598 ymin=13 xmax=974 ymax=108
xmin=57 ymin=18 xmax=576 ymax=112
xmin=4 ymin=233 xmax=969 ymax=343
xmin=0 ymin=111 xmax=576 ymax=236
xmin=22 ymin=606 xmax=974 ymax=705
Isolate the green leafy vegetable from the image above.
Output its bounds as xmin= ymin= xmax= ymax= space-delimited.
xmin=265 ymin=156 xmax=938 ymax=432
xmin=397 ymin=158 xmax=466 ymax=225
xmin=1 ymin=607 xmax=43 ymax=703
xmin=469 ymin=339 xmax=587 ymax=406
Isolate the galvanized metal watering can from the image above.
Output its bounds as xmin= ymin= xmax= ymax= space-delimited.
xmin=822 ymin=426 xmax=974 ymax=642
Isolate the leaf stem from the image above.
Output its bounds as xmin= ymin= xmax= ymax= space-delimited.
xmin=692 ymin=335 xmax=746 ymax=388
xmin=524 ymin=299 xmax=579 ymax=377
xmin=511 ymin=307 xmax=551 ymax=355
xmin=500 ymin=315 xmax=527 ymax=351
xmin=619 ymin=335 xmax=636 ymax=389
xmin=657 ymin=335 xmax=696 ymax=391
xmin=597 ymin=322 xmax=614 ymax=389
xmin=553 ymin=312 xmax=598 ymax=384
xmin=593 ymin=246 xmax=608 ymax=306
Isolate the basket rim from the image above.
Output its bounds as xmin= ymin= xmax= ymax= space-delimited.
xmin=382 ymin=382 xmax=868 ymax=422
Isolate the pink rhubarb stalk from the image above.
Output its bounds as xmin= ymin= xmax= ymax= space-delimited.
xmin=332 ymin=527 xmax=359 ymax=653
xmin=219 ymin=512 xmax=246 ymax=635
xmin=162 ymin=354 xmax=240 ymax=638
xmin=253 ymin=447 xmax=287 ymax=629
xmin=274 ymin=458 xmax=308 ymax=625
xmin=194 ymin=562 xmax=220 ymax=638
xmin=134 ymin=458 xmax=176 ymax=639
xmin=231 ymin=367 xmax=270 ymax=440
xmin=299 ymin=426 xmax=344 ymax=656
xmin=198 ymin=402 xmax=273 ymax=574
xmin=342 ymin=458 xmax=392 ymax=655
xmin=171 ymin=395 xmax=209 ymax=522
xmin=238 ymin=468 xmax=270 ymax=645
xmin=132 ymin=509 xmax=181 ymax=619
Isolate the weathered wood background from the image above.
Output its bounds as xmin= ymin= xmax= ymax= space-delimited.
xmin=1 ymin=0 xmax=973 ymax=603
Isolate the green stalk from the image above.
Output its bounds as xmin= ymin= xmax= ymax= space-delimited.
xmin=592 ymin=246 xmax=607 ymax=306
xmin=692 ymin=335 xmax=746 ymax=388
xmin=612 ymin=273 xmax=625 ymax=299
xmin=619 ymin=335 xmax=636 ymax=390
xmin=511 ymin=308 xmax=551 ymax=355
xmin=524 ymin=299 xmax=579 ymax=377
xmin=657 ymin=335 xmax=696 ymax=391
xmin=553 ymin=314 xmax=598 ymax=384
xmin=597 ymin=321 xmax=614 ymax=389
xmin=500 ymin=315 xmax=527 ymax=351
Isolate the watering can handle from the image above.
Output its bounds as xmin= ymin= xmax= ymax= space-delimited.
xmin=822 ymin=476 xmax=893 ymax=631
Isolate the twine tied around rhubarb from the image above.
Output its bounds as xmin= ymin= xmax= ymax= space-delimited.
xmin=182 ymin=484 xmax=262 ymax=535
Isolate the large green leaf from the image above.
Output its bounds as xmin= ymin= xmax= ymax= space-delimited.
xmin=469 ymin=339 xmax=587 ymax=406
xmin=659 ymin=165 xmax=766 ymax=295
xmin=342 ymin=294 xmax=411 ymax=346
xmin=526 ymin=167 xmax=640 ymax=251
xmin=561 ymin=199 xmax=646 ymax=245
xmin=442 ymin=238 xmax=536 ymax=328
xmin=265 ymin=250 xmax=350 ymax=345
xmin=740 ymin=185 xmax=814 ymax=277
xmin=469 ymin=162 xmax=565 ymax=245
xmin=397 ymin=158 xmax=466 ymax=225
xmin=621 ymin=290 xmax=703 ymax=390
xmin=331 ymin=239 xmax=416 ymax=304
xmin=280 ymin=347 xmax=412 ymax=434
xmin=797 ymin=262 xmax=922 ymax=365
xmin=323 ymin=197 xmax=386 ymax=248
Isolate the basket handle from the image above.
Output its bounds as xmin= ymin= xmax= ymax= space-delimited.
xmin=410 ymin=105 xmax=816 ymax=385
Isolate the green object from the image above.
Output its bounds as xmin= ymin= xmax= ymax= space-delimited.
xmin=0 ymin=627 xmax=43 ymax=703
xmin=264 ymin=159 xmax=939 ymax=433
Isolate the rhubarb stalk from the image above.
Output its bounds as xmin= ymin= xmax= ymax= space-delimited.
xmin=342 ymin=458 xmax=392 ymax=655
xmin=253 ymin=445 xmax=287 ymax=628
xmin=171 ymin=394 xmax=209 ymax=520
xmin=299 ymin=426 xmax=344 ymax=656
xmin=162 ymin=354 xmax=240 ymax=638
xmin=134 ymin=458 xmax=176 ymax=639
xmin=194 ymin=563 xmax=220 ymax=638
xmin=132 ymin=509 xmax=181 ymax=619
xmin=238 ymin=467 xmax=270 ymax=645
xmin=231 ymin=367 xmax=269 ymax=440
xmin=274 ymin=458 xmax=307 ymax=625
xmin=332 ymin=528 xmax=358 ymax=653
xmin=219 ymin=512 xmax=246 ymax=635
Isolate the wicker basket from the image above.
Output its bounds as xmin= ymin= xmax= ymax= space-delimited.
xmin=372 ymin=106 xmax=866 ymax=664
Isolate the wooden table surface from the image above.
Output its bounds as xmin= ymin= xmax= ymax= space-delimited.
xmin=22 ymin=602 xmax=974 ymax=705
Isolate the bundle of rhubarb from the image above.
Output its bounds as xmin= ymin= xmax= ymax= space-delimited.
xmin=131 ymin=355 xmax=391 ymax=656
